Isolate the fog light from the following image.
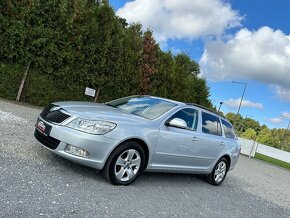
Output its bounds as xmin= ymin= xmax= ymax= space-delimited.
xmin=65 ymin=144 xmax=90 ymax=158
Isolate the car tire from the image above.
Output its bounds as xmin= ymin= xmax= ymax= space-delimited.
xmin=103 ymin=141 xmax=145 ymax=185
xmin=207 ymin=157 xmax=228 ymax=186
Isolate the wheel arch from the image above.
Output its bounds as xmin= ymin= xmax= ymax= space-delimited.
xmin=221 ymin=154 xmax=231 ymax=170
xmin=104 ymin=137 xmax=150 ymax=171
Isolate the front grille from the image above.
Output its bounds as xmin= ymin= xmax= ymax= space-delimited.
xmin=34 ymin=130 xmax=60 ymax=150
xmin=41 ymin=104 xmax=54 ymax=117
xmin=40 ymin=104 xmax=71 ymax=124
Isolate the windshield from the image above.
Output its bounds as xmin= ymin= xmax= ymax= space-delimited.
xmin=106 ymin=96 xmax=177 ymax=119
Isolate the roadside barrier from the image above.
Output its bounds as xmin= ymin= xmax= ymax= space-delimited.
xmin=239 ymin=137 xmax=290 ymax=163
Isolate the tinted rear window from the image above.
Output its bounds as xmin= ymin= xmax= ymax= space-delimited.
xmin=201 ymin=112 xmax=222 ymax=136
xmin=222 ymin=120 xmax=237 ymax=139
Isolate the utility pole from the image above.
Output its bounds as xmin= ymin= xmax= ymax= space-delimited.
xmin=232 ymin=81 xmax=247 ymax=116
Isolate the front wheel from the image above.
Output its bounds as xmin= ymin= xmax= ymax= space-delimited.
xmin=103 ymin=141 xmax=145 ymax=185
xmin=207 ymin=158 xmax=228 ymax=186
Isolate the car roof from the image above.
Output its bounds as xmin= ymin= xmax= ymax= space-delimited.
xmin=185 ymin=103 xmax=226 ymax=119
xmin=141 ymin=95 xmax=226 ymax=119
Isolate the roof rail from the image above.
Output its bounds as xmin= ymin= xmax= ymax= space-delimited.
xmin=186 ymin=103 xmax=225 ymax=118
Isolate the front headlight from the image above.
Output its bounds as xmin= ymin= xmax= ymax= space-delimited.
xmin=66 ymin=118 xmax=116 ymax=135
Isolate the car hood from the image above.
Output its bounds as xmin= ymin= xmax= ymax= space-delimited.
xmin=54 ymin=101 xmax=150 ymax=125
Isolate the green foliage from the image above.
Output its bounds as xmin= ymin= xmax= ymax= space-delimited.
xmin=0 ymin=0 xmax=212 ymax=108
xmin=151 ymin=50 xmax=211 ymax=106
xmin=21 ymin=68 xmax=91 ymax=106
xmin=225 ymin=113 xmax=261 ymax=135
xmin=0 ymin=63 xmax=23 ymax=100
xmin=225 ymin=113 xmax=243 ymax=133
xmin=225 ymin=113 xmax=242 ymax=125
xmin=256 ymin=126 xmax=279 ymax=148
xmin=243 ymin=118 xmax=261 ymax=133
xmin=226 ymin=112 xmax=290 ymax=152
xmin=240 ymin=128 xmax=257 ymax=140
xmin=140 ymin=30 xmax=158 ymax=94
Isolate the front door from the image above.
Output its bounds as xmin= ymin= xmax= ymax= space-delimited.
xmin=152 ymin=108 xmax=201 ymax=170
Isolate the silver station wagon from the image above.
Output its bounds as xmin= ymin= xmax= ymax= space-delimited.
xmin=34 ymin=95 xmax=240 ymax=185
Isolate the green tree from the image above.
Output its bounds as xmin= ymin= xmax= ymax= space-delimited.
xmin=256 ymin=126 xmax=272 ymax=144
xmin=242 ymin=118 xmax=261 ymax=134
xmin=140 ymin=30 xmax=158 ymax=94
xmin=240 ymin=128 xmax=257 ymax=140
xmin=117 ymin=23 xmax=143 ymax=96
xmin=151 ymin=50 xmax=175 ymax=98
xmin=225 ymin=113 xmax=243 ymax=132
xmin=0 ymin=0 xmax=214 ymax=110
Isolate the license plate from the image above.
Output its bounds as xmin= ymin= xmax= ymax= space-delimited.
xmin=35 ymin=118 xmax=52 ymax=136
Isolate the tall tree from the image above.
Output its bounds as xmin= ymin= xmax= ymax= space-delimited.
xmin=151 ymin=50 xmax=175 ymax=98
xmin=225 ymin=113 xmax=243 ymax=131
xmin=0 ymin=0 xmax=214 ymax=113
xmin=118 ymin=23 xmax=143 ymax=96
xmin=140 ymin=30 xmax=158 ymax=94
xmin=240 ymin=128 xmax=257 ymax=140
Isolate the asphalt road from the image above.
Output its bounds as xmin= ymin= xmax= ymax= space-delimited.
xmin=0 ymin=99 xmax=290 ymax=218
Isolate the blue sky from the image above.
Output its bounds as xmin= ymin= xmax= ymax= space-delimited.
xmin=110 ymin=0 xmax=290 ymax=129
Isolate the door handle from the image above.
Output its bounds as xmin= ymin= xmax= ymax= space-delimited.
xmin=192 ymin=136 xmax=199 ymax=142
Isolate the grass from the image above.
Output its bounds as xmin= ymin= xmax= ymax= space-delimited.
xmin=254 ymin=153 xmax=290 ymax=170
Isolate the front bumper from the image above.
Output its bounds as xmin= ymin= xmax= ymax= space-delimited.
xmin=34 ymin=117 xmax=120 ymax=170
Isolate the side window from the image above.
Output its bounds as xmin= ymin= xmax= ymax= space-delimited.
xmin=222 ymin=120 xmax=237 ymax=139
xmin=201 ymin=112 xmax=222 ymax=136
xmin=168 ymin=108 xmax=199 ymax=130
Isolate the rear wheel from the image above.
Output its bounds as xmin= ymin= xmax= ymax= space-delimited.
xmin=207 ymin=158 xmax=228 ymax=186
xmin=103 ymin=141 xmax=145 ymax=185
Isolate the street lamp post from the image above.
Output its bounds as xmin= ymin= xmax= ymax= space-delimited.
xmin=232 ymin=81 xmax=247 ymax=116
xmin=218 ymin=102 xmax=223 ymax=112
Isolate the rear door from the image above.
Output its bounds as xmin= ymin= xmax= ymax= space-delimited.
xmin=190 ymin=111 xmax=226 ymax=169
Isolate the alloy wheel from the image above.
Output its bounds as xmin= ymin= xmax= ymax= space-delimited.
xmin=114 ymin=149 xmax=141 ymax=182
xmin=214 ymin=161 xmax=226 ymax=183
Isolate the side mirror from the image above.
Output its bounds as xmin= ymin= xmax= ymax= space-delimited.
xmin=166 ymin=118 xmax=187 ymax=129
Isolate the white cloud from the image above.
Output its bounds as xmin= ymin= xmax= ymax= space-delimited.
xmin=266 ymin=112 xmax=290 ymax=125
xmin=223 ymin=98 xmax=263 ymax=110
xmin=116 ymin=0 xmax=242 ymax=42
xmin=273 ymin=86 xmax=290 ymax=103
xmin=266 ymin=117 xmax=283 ymax=124
xmin=282 ymin=111 xmax=290 ymax=118
xmin=200 ymin=26 xmax=290 ymax=102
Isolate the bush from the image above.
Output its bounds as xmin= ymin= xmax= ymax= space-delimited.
xmin=0 ymin=63 xmax=93 ymax=106
xmin=0 ymin=63 xmax=23 ymax=101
